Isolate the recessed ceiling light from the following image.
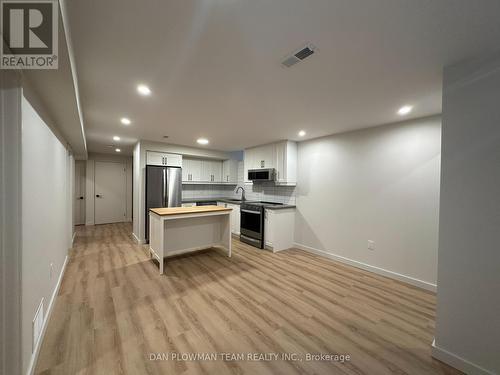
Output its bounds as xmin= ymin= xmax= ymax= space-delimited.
xmin=115 ymin=148 xmax=121 ymax=152
xmin=137 ymin=84 xmax=151 ymax=96
xmin=120 ymin=117 xmax=131 ymax=125
xmin=397 ymin=105 xmax=413 ymax=116
xmin=298 ymin=130 xmax=306 ymax=137
xmin=197 ymin=138 xmax=209 ymax=145
xmin=113 ymin=136 xmax=120 ymax=141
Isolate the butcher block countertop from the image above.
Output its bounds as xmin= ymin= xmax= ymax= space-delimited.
xmin=149 ymin=205 xmax=232 ymax=216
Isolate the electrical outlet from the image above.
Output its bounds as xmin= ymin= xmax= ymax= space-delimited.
xmin=49 ymin=263 xmax=54 ymax=279
xmin=368 ymin=240 xmax=375 ymax=251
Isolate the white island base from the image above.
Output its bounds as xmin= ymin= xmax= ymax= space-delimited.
xmin=148 ymin=206 xmax=232 ymax=274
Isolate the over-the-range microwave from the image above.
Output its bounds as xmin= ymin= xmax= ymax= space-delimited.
xmin=247 ymin=168 xmax=275 ymax=182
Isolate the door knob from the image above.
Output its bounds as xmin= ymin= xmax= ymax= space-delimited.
xmin=96 ymin=194 xmax=101 ymax=198
xmin=78 ymin=196 xmax=84 ymax=200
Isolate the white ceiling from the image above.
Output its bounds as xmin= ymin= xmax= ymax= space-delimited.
xmin=64 ymin=0 xmax=500 ymax=154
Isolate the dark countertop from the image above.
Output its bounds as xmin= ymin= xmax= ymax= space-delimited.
xmin=182 ymin=197 xmax=243 ymax=204
xmin=262 ymin=204 xmax=296 ymax=210
xmin=182 ymin=197 xmax=295 ymax=210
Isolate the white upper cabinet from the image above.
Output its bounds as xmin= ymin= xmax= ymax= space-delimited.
xmin=274 ymin=141 xmax=297 ymax=185
xmin=244 ymin=141 xmax=297 ymax=185
xmin=146 ymin=151 xmax=182 ymax=167
xmin=252 ymin=143 xmax=275 ymax=169
xmin=201 ymin=160 xmax=222 ymax=183
xmin=211 ymin=160 xmax=222 ymax=182
xmin=183 ymin=158 xmax=236 ymax=184
xmin=182 ymin=158 xmax=203 ymax=182
xmin=222 ymin=159 xmax=238 ymax=183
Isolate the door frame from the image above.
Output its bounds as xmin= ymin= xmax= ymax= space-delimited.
xmin=93 ymin=160 xmax=127 ymax=224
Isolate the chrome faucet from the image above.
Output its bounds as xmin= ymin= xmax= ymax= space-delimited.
xmin=236 ymin=186 xmax=246 ymax=201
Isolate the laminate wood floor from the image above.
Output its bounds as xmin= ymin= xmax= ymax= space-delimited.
xmin=35 ymin=223 xmax=460 ymax=375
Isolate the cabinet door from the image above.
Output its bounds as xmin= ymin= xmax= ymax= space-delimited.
xmin=275 ymin=141 xmax=286 ymax=183
xmin=165 ymin=153 xmax=182 ymax=167
xmin=264 ymin=209 xmax=274 ymax=248
xmin=244 ymin=149 xmax=254 ymax=182
xmin=262 ymin=143 xmax=275 ymax=169
xmin=222 ymin=160 xmax=229 ymax=182
xmin=146 ymin=151 xmax=164 ymax=166
xmin=229 ymin=160 xmax=238 ymax=183
xmin=182 ymin=159 xmax=189 ymax=181
xmin=211 ymin=160 xmax=222 ymax=183
xmin=222 ymin=160 xmax=238 ymax=183
xmin=201 ymin=160 xmax=212 ymax=182
xmin=233 ymin=205 xmax=240 ymax=234
xmin=252 ymin=144 xmax=275 ymax=169
xmin=190 ymin=159 xmax=202 ymax=181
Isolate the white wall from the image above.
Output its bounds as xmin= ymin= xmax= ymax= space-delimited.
xmin=21 ymin=95 xmax=72 ymax=373
xmin=295 ymin=116 xmax=441 ymax=289
xmin=432 ymin=53 xmax=500 ymax=375
xmin=85 ymin=152 xmax=133 ymax=225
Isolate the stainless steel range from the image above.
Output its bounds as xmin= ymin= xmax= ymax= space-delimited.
xmin=240 ymin=201 xmax=283 ymax=249
xmin=240 ymin=202 xmax=265 ymax=248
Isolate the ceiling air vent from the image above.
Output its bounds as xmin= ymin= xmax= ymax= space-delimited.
xmin=281 ymin=43 xmax=317 ymax=68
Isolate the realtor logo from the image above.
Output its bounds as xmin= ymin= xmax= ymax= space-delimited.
xmin=1 ymin=0 xmax=58 ymax=69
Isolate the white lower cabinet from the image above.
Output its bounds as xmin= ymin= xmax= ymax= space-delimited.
xmin=228 ymin=204 xmax=240 ymax=235
xmin=217 ymin=202 xmax=240 ymax=235
xmin=264 ymin=208 xmax=295 ymax=252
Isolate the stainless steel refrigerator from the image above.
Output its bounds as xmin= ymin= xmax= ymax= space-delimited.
xmin=145 ymin=165 xmax=182 ymax=242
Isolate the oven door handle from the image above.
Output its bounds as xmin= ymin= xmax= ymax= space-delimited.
xmin=241 ymin=209 xmax=261 ymax=215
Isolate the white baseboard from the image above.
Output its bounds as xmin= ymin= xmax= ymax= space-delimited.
xmin=132 ymin=232 xmax=145 ymax=244
xmin=294 ymin=242 xmax=437 ymax=292
xmin=71 ymin=231 xmax=76 ymax=246
xmin=26 ymin=255 xmax=69 ymax=375
xmin=431 ymin=339 xmax=494 ymax=375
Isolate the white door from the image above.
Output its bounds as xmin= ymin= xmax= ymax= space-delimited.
xmin=94 ymin=161 xmax=126 ymax=224
xmin=74 ymin=161 xmax=86 ymax=225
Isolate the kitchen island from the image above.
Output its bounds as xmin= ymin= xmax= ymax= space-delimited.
xmin=148 ymin=205 xmax=232 ymax=274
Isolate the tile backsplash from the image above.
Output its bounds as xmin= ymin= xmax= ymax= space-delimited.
xmin=181 ymin=161 xmax=296 ymax=205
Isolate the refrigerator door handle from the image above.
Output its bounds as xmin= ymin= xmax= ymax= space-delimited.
xmin=162 ymin=168 xmax=167 ymax=207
